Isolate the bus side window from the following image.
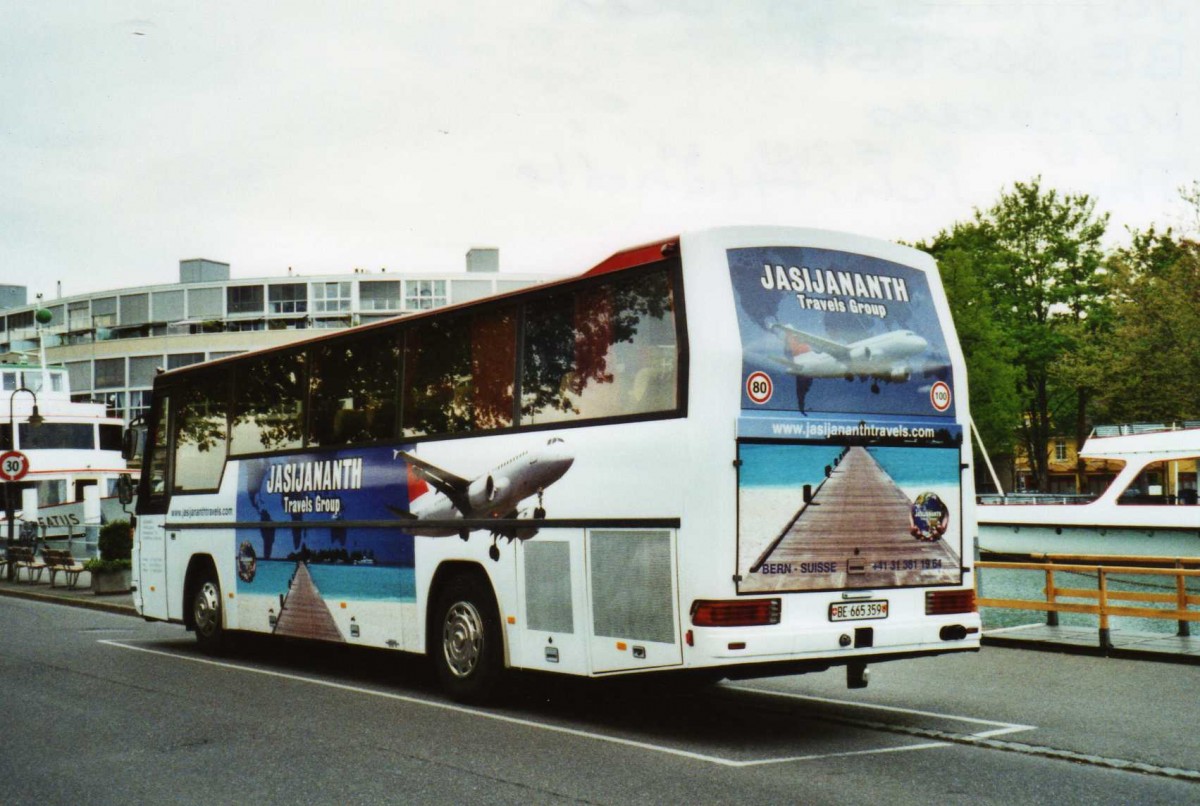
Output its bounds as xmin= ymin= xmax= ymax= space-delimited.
xmin=230 ymin=352 xmax=306 ymax=455
xmin=144 ymin=394 xmax=171 ymax=502
xmin=521 ymin=266 xmax=678 ymax=425
xmin=401 ymin=308 xmax=517 ymax=439
xmin=173 ymin=372 xmax=230 ymax=492
xmin=309 ymin=331 xmax=401 ymax=446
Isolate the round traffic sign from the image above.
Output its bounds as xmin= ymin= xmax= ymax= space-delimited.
xmin=0 ymin=450 xmax=30 ymax=482
xmin=930 ymin=381 xmax=952 ymax=412
xmin=746 ymin=371 xmax=773 ymax=405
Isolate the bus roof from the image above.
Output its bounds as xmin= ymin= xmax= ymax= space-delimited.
xmin=157 ymin=235 xmax=681 ymax=382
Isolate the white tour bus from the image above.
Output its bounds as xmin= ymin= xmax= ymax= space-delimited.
xmin=129 ymin=226 xmax=980 ymax=701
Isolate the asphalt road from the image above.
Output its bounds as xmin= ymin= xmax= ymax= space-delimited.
xmin=1 ymin=596 xmax=1197 ymax=805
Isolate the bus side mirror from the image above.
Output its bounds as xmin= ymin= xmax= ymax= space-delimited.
xmin=117 ymin=473 xmax=135 ymax=506
xmin=122 ymin=417 xmax=146 ymax=462
xmin=121 ymin=429 xmax=137 ymax=461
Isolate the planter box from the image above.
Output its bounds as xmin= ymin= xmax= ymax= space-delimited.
xmin=91 ymin=568 xmax=132 ymax=595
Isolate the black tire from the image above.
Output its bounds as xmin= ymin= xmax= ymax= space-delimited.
xmin=431 ymin=573 xmax=503 ymax=703
xmin=192 ymin=570 xmax=226 ymax=654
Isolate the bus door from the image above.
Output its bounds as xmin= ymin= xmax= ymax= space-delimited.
xmin=133 ymin=394 xmax=171 ymax=620
xmin=585 ymin=529 xmax=683 ymax=673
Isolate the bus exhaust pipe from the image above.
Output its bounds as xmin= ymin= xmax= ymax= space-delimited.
xmin=847 ymin=662 xmax=869 ymax=689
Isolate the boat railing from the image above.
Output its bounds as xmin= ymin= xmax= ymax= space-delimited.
xmin=1090 ymin=421 xmax=1200 ymax=437
xmin=976 ymin=493 xmax=1095 ymax=505
xmin=976 ymin=553 xmax=1200 ymax=650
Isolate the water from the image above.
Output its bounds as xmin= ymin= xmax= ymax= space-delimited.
xmin=977 ymin=562 xmax=1200 ymax=635
xmin=238 ymin=559 xmax=417 ymax=602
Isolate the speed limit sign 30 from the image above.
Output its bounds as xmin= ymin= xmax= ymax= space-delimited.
xmin=0 ymin=451 xmax=30 ymax=482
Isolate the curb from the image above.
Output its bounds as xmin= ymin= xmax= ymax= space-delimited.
xmin=982 ymin=634 xmax=1200 ymax=666
xmin=0 ymin=586 xmax=138 ymax=618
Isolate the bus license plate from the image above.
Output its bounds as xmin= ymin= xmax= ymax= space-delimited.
xmin=829 ymin=600 xmax=888 ymax=622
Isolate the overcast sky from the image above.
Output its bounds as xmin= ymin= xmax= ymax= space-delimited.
xmin=2 ymin=1 xmax=1197 ymax=300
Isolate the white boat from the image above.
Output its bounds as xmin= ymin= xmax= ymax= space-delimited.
xmin=977 ymin=424 xmax=1200 ymax=557
xmin=2 ymin=360 xmax=136 ymax=555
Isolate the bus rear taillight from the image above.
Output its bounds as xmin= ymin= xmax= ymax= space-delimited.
xmin=691 ymin=599 xmax=781 ymax=627
xmin=925 ymin=589 xmax=976 ymax=615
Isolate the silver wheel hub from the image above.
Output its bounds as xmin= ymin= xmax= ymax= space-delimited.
xmin=194 ymin=581 xmax=221 ymax=635
xmin=442 ymin=601 xmax=484 ymax=678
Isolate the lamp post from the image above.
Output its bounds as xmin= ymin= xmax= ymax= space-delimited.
xmin=6 ymin=387 xmax=44 ymax=578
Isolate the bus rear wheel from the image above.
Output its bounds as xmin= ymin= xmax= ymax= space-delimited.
xmin=432 ymin=574 xmax=502 ymax=703
xmin=192 ymin=572 xmax=226 ymax=654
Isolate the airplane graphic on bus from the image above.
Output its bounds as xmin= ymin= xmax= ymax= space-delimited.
xmin=389 ymin=437 xmax=575 ymax=559
xmin=769 ymin=322 xmax=931 ymax=394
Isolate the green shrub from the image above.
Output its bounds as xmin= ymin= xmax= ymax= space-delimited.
xmin=98 ymin=520 xmax=133 ymax=562
xmin=84 ymin=557 xmax=131 ymax=573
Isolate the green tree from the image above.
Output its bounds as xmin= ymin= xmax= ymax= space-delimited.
xmin=914 ymin=225 xmax=1021 ymax=491
xmin=918 ymin=177 xmax=1109 ymax=491
xmin=1099 ymin=229 xmax=1200 ymax=422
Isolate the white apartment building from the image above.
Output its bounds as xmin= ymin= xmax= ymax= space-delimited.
xmin=0 ymin=249 xmax=549 ymax=422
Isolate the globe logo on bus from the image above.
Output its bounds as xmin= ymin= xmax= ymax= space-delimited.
xmin=909 ymin=492 xmax=949 ymax=541
xmin=237 ymin=541 xmax=258 ymax=583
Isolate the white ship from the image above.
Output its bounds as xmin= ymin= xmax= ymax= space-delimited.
xmin=2 ymin=360 xmax=135 ymax=553
xmin=977 ymin=424 xmax=1200 ymax=557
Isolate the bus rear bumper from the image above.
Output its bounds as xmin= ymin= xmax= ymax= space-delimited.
xmin=686 ymin=614 xmax=981 ymax=666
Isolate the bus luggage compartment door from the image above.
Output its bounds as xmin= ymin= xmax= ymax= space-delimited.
xmin=515 ymin=536 xmax=589 ymax=675
xmin=586 ymin=529 xmax=683 ymax=673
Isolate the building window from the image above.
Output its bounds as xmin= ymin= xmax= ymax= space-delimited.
xmin=94 ymin=358 xmax=126 ymax=389
xmin=1054 ymin=438 xmax=1067 ymax=462
xmin=7 ymin=310 xmax=34 ymax=332
xmin=104 ymin=392 xmax=126 ymax=419
xmin=312 ymin=281 xmax=351 ymax=312
xmin=359 ymin=280 xmax=401 ymax=311
xmin=92 ymin=297 xmax=117 ymax=328
xmin=405 ymin=279 xmax=447 ymax=311
xmin=226 ymin=320 xmax=265 ymax=332
xmin=129 ymin=390 xmax=153 ymax=420
xmin=268 ymin=283 xmax=308 ymax=314
xmin=227 ymin=285 xmax=264 ymax=315
xmin=167 ymin=353 xmax=205 ymax=370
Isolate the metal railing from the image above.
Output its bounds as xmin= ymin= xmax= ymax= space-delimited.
xmin=976 ymin=493 xmax=1096 ymax=505
xmin=1090 ymin=421 xmax=1200 ymax=437
xmin=976 ymin=553 xmax=1200 ymax=649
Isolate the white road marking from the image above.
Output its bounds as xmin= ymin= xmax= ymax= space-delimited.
xmin=727 ymin=685 xmax=1036 ymax=737
xmin=100 ymin=639 xmax=1032 ymax=767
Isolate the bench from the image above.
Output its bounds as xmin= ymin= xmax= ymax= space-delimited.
xmin=43 ymin=548 xmax=86 ymax=589
xmin=7 ymin=546 xmax=46 ymax=583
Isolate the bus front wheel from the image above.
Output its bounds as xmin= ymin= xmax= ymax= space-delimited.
xmin=431 ymin=574 xmax=502 ymax=703
xmin=192 ymin=572 xmax=226 ymax=654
